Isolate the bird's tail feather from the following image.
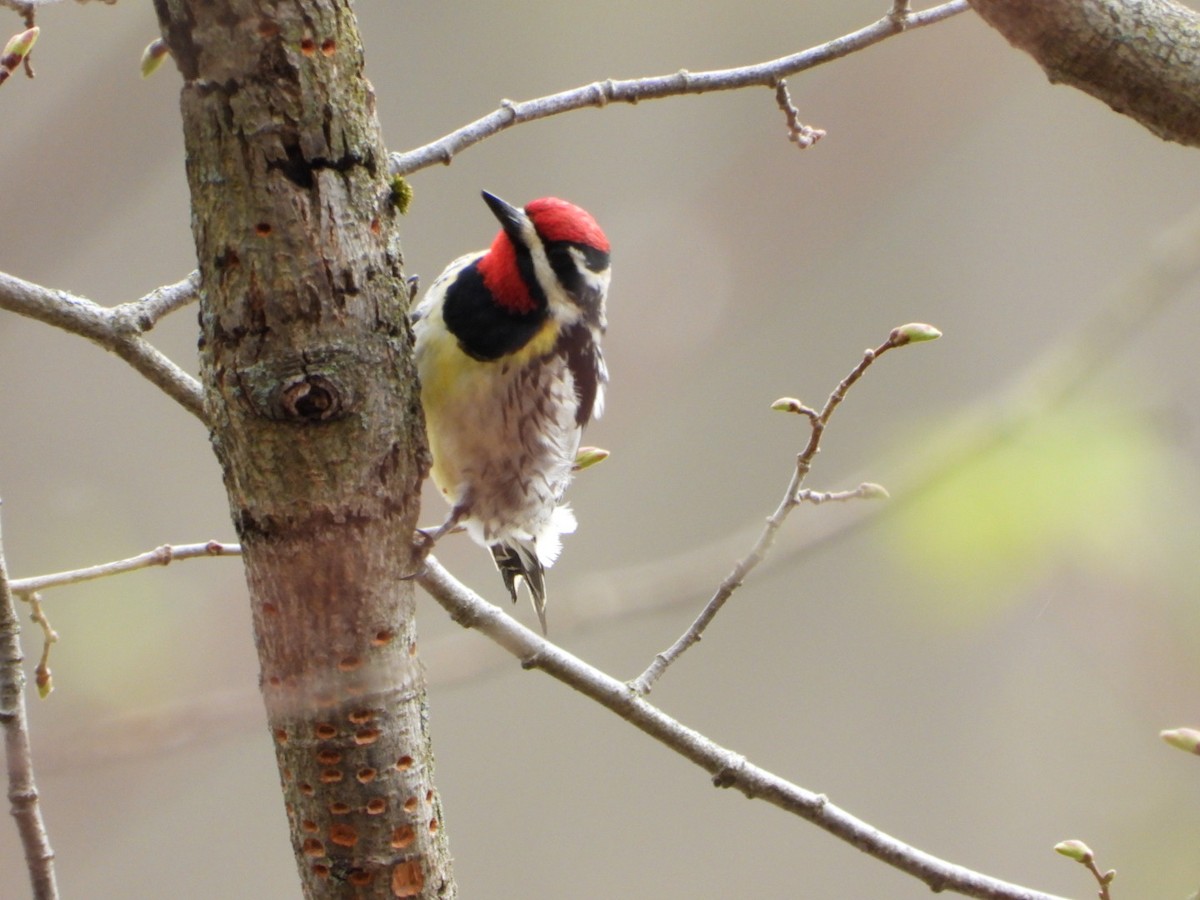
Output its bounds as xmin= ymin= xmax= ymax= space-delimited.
xmin=491 ymin=540 xmax=548 ymax=633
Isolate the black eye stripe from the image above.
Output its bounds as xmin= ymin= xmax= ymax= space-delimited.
xmin=577 ymin=244 xmax=610 ymax=273
xmin=546 ymin=241 xmax=610 ymax=276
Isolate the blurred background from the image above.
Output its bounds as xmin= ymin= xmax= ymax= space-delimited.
xmin=2 ymin=1 xmax=1199 ymax=897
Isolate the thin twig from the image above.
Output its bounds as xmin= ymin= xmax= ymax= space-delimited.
xmin=1083 ymin=857 xmax=1114 ymax=900
xmin=417 ymin=556 xmax=1066 ymax=900
xmin=796 ymin=483 xmax=889 ymax=505
xmin=630 ymin=326 xmax=930 ymax=696
xmin=110 ymin=270 xmax=200 ymax=333
xmin=1054 ymin=841 xmax=1114 ymax=900
xmin=774 ymin=80 xmax=825 ymax=148
xmin=0 ymin=0 xmax=38 ymax=18
xmin=23 ymin=594 xmax=54 ymax=698
xmin=9 ymin=541 xmax=241 ymax=596
xmin=5 ymin=541 xmax=239 ymax=696
xmin=0 ymin=505 xmax=59 ymax=900
xmin=388 ymin=1 xmax=971 ymax=176
xmin=0 ymin=270 xmax=206 ymax=422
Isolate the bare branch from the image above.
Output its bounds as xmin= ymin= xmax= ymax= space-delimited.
xmin=6 ymin=538 xmax=239 ymax=695
xmin=797 ymin=483 xmax=890 ymax=504
xmin=0 ymin=507 xmax=59 ymax=900
xmin=9 ymin=540 xmax=240 ymax=596
xmin=969 ymin=0 xmax=1200 ymax=147
xmin=388 ymin=1 xmax=971 ymax=176
xmin=110 ymin=270 xmax=200 ymax=333
xmin=0 ymin=270 xmax=206 ymax=422
xmin=418 ymin=557 xmax=1067 ymax=900
xmin=773 ymin=80 xmax=825 ymax=148
xmin=0 ymin=1 xmax=35 ymax=17
xmin=630 ymin=325 xmax=936 ymax=696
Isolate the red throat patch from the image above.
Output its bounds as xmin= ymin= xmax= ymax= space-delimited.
xmin=526 ymin=198 xmax=610 ymax=252
xmin=476 ymin=231 xmax=536 ymax=314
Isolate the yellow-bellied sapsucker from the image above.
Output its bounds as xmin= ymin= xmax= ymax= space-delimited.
xmin=412 ymin=191 xmax=611 ymax=632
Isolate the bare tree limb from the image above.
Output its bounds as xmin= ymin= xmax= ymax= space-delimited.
xmin=388 ymin=1 xmax=971 ymax=176
xmin=0 ymin=505 xmax=58 ymax=900
xmin=969 ymin=0 xmax=1200 ymax=147
xmin=0 ymin=270 xmax=206 ymax=422
xmin=9 ymin=539 xmax=238 ymax=596
xmin=417 ymin=556 xmax=1068 ymax=900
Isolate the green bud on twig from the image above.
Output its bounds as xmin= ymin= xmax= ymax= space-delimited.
xmin=140 ymin=38 xmax=171 ymax=78
xmin=3 ymin=26 xmax=38 ymax=61
xmin=0 ymin=26 xmax=38 ymax=86
xmin=1161 ymin=727 xmax=1200 ymax=754
xmin=574 ymin=446 xmax=610 ymax=471
xmin=857 ymin=482 xmax=890 ymax=500
xmin=36 ymin=667 xmax=52 ymax=699
xmin=1054 ymin=840 xmax=1094 ymax=863
xmin=890 ymin=322 xmax=942 ymax=346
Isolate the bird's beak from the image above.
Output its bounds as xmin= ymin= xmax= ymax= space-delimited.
xmin=481 ymin=191 xmax=528 ymax=241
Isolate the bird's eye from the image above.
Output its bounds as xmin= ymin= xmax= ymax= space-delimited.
xmin=578 ymin=245 xmax=610 ymax=273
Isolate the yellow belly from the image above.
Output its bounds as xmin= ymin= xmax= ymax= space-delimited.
xmin=416 ymin=315 xmax=576 ymax=530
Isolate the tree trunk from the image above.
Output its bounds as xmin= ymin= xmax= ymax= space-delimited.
xmin=151 ymin=0 xmax=454 ymax=895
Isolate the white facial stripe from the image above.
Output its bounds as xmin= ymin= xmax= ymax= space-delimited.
xmin=579 ymin=261 xmax=611 ymax=295
xmin=521 ymin=216 xmax=582 ymax=325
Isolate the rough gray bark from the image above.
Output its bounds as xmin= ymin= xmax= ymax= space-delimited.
xmin=150 ymin=0 xmax=453 ymax=896
xmin=970 ymin=0 xmax=1200 ymax=147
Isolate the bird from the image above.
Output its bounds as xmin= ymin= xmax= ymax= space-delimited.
xmin=412 ymin=191 xmax=611 ymax=632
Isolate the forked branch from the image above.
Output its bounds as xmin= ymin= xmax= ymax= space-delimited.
xmin=630 ymin=324 xmax=939 ymax=696
xmin=0 ymin=271 xmax=205 ymax=422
